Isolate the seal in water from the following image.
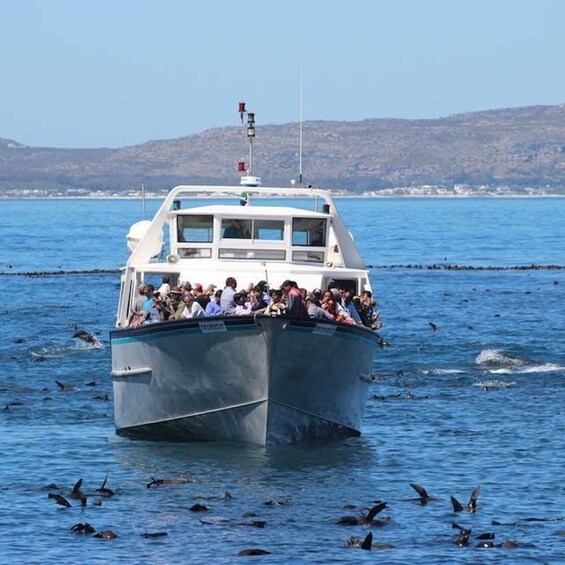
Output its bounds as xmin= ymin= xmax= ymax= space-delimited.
xmin=451 ymin=485 xmax=480 ymax=513
xmin=95 ymin=473 xmax=115 ymax=497
xmin=55 ymin=380 xmax=76 ymax=392
xmin=71 ymin=523 xmax=96 ymax=534
xmin=338 ymin=502 xmax=389 ymax=526
xmin=189 ymin=503 xmax=208 ymax=512
xmin=345 ymin=532 xmax=394 ymax=550
xmin=66 ymin=478 xmax=85 ymax=500
xmin=146 ymin=477 xmax=190 ymax=488
xmin=48 ymin=493 xmax=71 ymax=508
xmin=452 ymin=523 xmax=472 ymax=547
xmin=72 ymin=329 xmax=97 ymax=344
xmin=409 ymin=483 xmax=432 ymax=505
xmin=237 ymin=549 xmax=271 ymax=556
xmin=93 ymin=530 xmax=118 ymax=539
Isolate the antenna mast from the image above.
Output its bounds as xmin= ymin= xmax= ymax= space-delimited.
xmin=237 ymin=102 xmax=261 ymax=187
xmin=299 ymin=67 xmax=304 ymax=187
xmin=141 ymin=181 xmax=147 ymax=220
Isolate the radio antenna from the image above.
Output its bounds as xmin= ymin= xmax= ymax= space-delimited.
xmin=141 ymin=181 xmax=147 ymax=220
xmin=299 ymin=67 xmax=304 ymax=187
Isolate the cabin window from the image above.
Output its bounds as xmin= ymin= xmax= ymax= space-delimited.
xmin=221 ymin=219 xmax=252 ymax=239
xmin=177 ymin=215 xmax=213 ymax=243
xmin=219 ymin=249 xmax=286 ymax=260
xmin=292 ymin=218 xmax=327 ymax=247
xmin=178 ymin=248 xmax=212 ymax=258
xmin=253 ymin=219 xmax=284 ymax=240
xmin=292 ymin=250 xmax=324 ymax=263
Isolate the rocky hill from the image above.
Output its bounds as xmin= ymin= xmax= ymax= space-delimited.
xmin=2 ymin=103 xmax=565 ymax=195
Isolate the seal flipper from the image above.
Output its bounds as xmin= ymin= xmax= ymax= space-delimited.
xmin=68 ymin=478 xmax=84 ymax=499
xmin=96 ymin=473 xmax=115 ymax=497
xmin=451 ymin=496 xmax=464 ymax=512
xmin=452 ymin=522 xmax=471 ymax=535
xmin=361 ymin=532 xmax=373 ymax=550
xmin=410 ymin=483 xmax=430 ymax=504
xmin=468 ymin=485 xmax=480 ymax=512
xmin=48 ymin=492 xmax=71 ymax=507
xmin=366 ymin=502 xmax=387 ymax=521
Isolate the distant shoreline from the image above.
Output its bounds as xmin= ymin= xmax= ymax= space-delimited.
xmin=1 ymin=193 xmax=565 ymax=200
xmin=0 ymin=194 xmax=565 ymax=202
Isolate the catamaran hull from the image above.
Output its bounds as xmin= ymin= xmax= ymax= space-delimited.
xmin=110 ymin=316 xmax=377 ymax=446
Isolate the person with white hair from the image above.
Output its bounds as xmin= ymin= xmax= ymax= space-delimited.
xmin=181 ymin=292 xmax=205 ymax=319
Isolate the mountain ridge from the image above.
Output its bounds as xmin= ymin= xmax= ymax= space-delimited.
xmin=2 ymin=103 xmax=565 ymax=195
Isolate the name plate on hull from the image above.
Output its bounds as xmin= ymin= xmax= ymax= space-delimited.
xmin=313 ymin=324 xmax=337 ymax=337
xmin=199 ymin=321 xmax=228 ymax=333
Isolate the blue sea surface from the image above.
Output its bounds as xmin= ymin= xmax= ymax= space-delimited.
xmin=1 ymin=197 xmax=564 ymax=563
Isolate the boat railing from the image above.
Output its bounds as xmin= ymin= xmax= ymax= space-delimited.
xmin=127 ymin=185 xmax=364 ymax=270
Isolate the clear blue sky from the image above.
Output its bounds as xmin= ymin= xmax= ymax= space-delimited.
xmin=1 ymin=0 xmax=564 ymax=148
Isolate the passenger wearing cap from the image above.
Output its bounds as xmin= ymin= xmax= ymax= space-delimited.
xmin=157 ymin=276 xmax=171 ymax=297
xmin=168 ymin=288 xmax=186 ymax=320
xmin=179 ymin=281 xmax=192 ymax=293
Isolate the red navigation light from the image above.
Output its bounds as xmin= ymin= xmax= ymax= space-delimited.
xmin=237 ymin=161 xmax=246 ymax=172
xmin=238 ymin=102 xmax=246 ymax=124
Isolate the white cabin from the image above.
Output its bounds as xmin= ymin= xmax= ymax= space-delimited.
xmin=116 ymin=185 xmax=371 ymax=327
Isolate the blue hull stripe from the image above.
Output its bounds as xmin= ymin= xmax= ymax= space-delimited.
xmin=112 ymin=322 xmax=256 ymax=345
xmin=111 ymin=316 xmax=379 ymax=347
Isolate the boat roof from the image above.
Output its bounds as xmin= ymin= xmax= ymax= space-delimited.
xmin=175 ymin=205 xmax=329 ymax=218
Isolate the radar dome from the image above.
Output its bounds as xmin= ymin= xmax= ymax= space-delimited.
xmin=126 ymin=220 xmax=163 ymax=256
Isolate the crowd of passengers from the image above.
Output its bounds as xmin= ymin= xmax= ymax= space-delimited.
xmin=128 ymin=276 xmax=381 ymax=330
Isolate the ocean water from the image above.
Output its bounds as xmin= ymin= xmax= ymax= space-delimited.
xmin=1 ymin=197 xmax=564 ymax=564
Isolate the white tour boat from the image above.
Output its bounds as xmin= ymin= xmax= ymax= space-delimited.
xmin=110 ymin=105 xmax=380 ymax=446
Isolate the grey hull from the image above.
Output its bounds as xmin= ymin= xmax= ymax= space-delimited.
xmin=111 ymin=316 xmax=377 ymax=446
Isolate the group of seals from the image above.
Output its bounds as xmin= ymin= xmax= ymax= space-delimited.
xmin=47 ymin=476 xmax=114 ymax=509
xmin=47 ymin=474 xmax=560 ymax=556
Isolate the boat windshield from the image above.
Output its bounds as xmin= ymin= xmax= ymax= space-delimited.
xmin=177 ymin=215 xmax=213 ymax=243
xmin=221 ymin=219 xmax=252 ymax=239
xmin=292 ymin=218 xmax=327 ymax=247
